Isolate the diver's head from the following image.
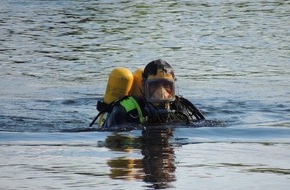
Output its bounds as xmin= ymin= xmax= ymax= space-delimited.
xmin=142 ymin=59 xmax=176 ymax=105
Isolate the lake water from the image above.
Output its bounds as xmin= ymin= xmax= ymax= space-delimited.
xmin=0 ymin=0 xmax=290 ymax=189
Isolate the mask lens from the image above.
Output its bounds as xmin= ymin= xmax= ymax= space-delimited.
xmin=145 ymin=79 xmax=175 ymax=102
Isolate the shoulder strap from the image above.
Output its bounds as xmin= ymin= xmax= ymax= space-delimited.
xmin=120 ymin=96 xmax=144 ymax=123
xmin=89 ymin=95 xmax=131 ymax=127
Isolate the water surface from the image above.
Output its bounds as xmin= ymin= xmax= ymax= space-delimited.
xmin=0 ymin=0 xmax=290 ymax=189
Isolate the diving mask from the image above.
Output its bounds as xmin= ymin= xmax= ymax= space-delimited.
xmin=145 ymin=78 xmax=175 ymax=103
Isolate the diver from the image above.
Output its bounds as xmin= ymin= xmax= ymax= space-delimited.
xmin=90 ymin=59 xmax=205 ymax=128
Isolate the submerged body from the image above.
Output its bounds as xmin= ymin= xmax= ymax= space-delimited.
xmin=96 ymin=95 xmax=205 ymax=128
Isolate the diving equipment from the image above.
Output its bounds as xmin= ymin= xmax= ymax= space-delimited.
xmin=98 ymin=67 xmax=134 ymax=127
xmin=130 ymin=67 xmax=144 ymax=97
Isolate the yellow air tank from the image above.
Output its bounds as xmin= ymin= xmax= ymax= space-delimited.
xmin=104 ymin=67 xmax=134 ymax=104
xmin=130 ymin=67 xmax=144 ymax=97
xmin=98 ymin=67 xmax=134 ymax=127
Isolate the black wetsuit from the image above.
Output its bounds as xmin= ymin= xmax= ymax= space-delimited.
xmin=101 ymin=96 xmax=205 ymax=128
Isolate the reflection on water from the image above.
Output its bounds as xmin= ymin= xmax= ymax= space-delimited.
xmin=107 ymin=157 xmax=143 ymax=181
xmin=105 ymin=127 xmax=176 ymax=189
xmin=142 ymin=127 xmax=176 ymax=189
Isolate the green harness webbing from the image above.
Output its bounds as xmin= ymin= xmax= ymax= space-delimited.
xmin=120 ymin=96 xmax=144 ymax=123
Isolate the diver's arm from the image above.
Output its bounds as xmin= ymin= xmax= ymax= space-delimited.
xmin=105 ymin=105 xmax=128 ymax=127
xmin=176 ymin=96 xmax=205 ymax=120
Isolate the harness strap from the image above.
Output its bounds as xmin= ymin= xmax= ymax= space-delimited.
xmin=120 ymin=96 xmax=144 ymax=123
xmin=89 ymin=95 xmax=130 ymax=127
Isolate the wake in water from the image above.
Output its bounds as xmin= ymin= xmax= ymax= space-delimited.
xmin=62 ymin=119 xmax=226 ymax=133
